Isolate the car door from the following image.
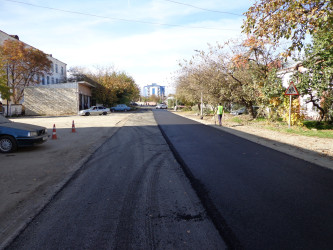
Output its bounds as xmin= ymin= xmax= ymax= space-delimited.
xmin=98 ymin=106 xmax=105 ymax=115
xmin=91 ymin=106 xmax=99 ymax=115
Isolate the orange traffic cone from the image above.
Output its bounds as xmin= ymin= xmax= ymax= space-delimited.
xmin=72 ymin=120 xmax=76 ymax=133
xmin=52 ymin=124 xmax=57 ymax=140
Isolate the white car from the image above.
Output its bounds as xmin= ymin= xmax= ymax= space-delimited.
xmin=231 ymin=107 xmax=246 ymax=115
xmin=110 ymin=104 xmax=131 ymax=112
xmin=78 ymin=106 xmax=110 ymax=116
xmin=156 ymin=103 xmax=168 ymax=109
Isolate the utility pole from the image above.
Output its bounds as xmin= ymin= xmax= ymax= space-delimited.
xmin=6 ymin=63 xmax=9 ymax=117
xmin=289 ymin=95 xmax=292 ymax=129
xmin=200 ymin=91 xmax=203 ymax=119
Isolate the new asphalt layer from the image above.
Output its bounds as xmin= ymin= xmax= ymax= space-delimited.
xmin=154 ymin=109 xmax=333 ymax=249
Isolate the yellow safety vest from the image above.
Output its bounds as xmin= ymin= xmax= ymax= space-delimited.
xmin=217 ymin=105 xmax=223 ymax=115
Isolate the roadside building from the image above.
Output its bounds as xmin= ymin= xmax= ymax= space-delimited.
xmin=24 ymin=81 xmax=94 ymax=116
xmin=0 ymin=30 xmax=67 ymax=87
xmin=0 ymin=29 xmax=68 ymax=116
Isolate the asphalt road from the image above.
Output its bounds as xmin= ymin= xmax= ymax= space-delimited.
xmin=154 ymin=109 xmax=333 ymax=250
xmin=6 ymin=110 xmax=225 ymax=249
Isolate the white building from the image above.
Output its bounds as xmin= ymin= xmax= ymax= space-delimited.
xmin=0 ymin=30 xmax=68 ymax=115
xmin=0 ymin=30 xmax=67 ymax=87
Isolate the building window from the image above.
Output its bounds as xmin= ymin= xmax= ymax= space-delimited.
xmin=56 ymin=78 xmax=58 ymax=84
xmin=51 ymin=77 xmax=54 ymax=84
xmin=47 ymin=76 xmax=50 ymax=84
xmin=55 ymin=64 xmax=58 ymax=73
xmin=51 ymin=63 xmax=54 ymax=72
xmin=42 ymin=77 xmax=45 ymax=85
xmin=61 ymin=66 xmax=64 ymax=75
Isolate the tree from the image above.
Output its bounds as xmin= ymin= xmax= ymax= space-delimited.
xmin=208 ymin=38 xmax=282 ymax=117
xmin=243 ymin=0 xmax=333 ymax=54
xmin=0 ymin=55 xmax=11 ymax=100
xmin=175 ymin=38 xmax=282 ymax=118
xmin=87 ymin=67 xmax=140 ymax=106
xmin=0 ymin=39 xmax=52 ymax=104
xmin=175 ymin=50 xmax=228 ymax=113
xmin=292 ymin=29 xmax=333 ymax=121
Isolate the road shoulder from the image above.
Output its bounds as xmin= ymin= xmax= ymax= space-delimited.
xmin=173 ymin=111 xmax=333 ymax=170
xmin=0 ymin=114 xmax=131 ymax=249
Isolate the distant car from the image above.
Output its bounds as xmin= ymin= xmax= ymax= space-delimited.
xmin=78 ymin=106 xmax=110 ymax=116
xmin=0 ymin=115 xmax=49 ymax=153
xmin=110 ymin=104 xmax=131 ymax=112
xmin=156 ymin=103 xmax=168 ymax=109
xmin=231 ymin=107 xmax=247 ymax=115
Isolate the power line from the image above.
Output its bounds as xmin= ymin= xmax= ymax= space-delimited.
xmin=3 ymin=0 xmax=240 ymax=31
xmin=161 ymin=0 xmax=243 ymax=16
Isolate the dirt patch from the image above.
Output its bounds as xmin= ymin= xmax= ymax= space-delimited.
xmin=0 ymin=113 xmax=131 ymax=248
xmin=173 ymin=111 xmax=333 ymax=170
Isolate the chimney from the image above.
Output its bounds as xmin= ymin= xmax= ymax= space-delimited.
xmin=10 ymin=35 xmax=19 ymax=40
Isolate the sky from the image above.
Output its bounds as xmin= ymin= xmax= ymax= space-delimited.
xmin=0 ymin=0 xmax=253 ymax=94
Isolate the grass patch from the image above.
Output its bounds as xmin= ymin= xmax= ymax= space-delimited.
xmin=265 ymin=125 xmax=333 ymax=138
xmin=303 ymin=120 xmax=333 ymax=130
xmin=252 ymin=117 xmax=267 ymax=123
xmin=244 ymin=118 xmax=333 ymax=138
xmin=231 ymin=117 xmax=243 ymax=124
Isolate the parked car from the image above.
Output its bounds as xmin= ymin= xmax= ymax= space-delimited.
xmin=231 ymin=107 xmax=247 ymax=115
xmin=156 ymin=103 xmax=168 ymax=109
xmin=110 ymin=104 xmax=131 ymax=112
xmin=0 ymin=115 xmax=49 ymax=153
xmin=78 ymin=106 xmax=110 ymax=116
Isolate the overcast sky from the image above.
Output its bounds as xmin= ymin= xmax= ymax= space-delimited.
xmin=0 ymin=0 xmax=253 ymax=94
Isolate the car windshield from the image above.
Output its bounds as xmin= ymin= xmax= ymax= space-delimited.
xmin=0 ymin=115 xmax=11 ymax=124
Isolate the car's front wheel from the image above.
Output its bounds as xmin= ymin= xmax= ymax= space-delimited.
xmin=102 ymin=112 xmax=107 ymax=115
xmin=0 ymin=136 xmax=17 ymax=153
xmin=85 ymin=112 xmax=90 ymax=116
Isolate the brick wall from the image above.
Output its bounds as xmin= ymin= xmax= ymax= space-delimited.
xmin=24 ymin=87 xmax=78 ymax=116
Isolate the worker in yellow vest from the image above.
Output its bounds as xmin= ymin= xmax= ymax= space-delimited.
xmin=217 ymin=103 xmax=224 ymax=126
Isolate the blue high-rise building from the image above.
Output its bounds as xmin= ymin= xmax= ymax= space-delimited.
xmin=143 ymin=83 xmax=165 ymax=97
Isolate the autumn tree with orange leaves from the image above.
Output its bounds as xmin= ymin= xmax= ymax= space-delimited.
xmin=0 ymin=39 xmax=52 ymax=104
xmin=0 ymin=52 xmax=11 ymax=101
xmin=242 ymin=0 xmax=332 ymax=55
xmin=175 ymin=37 xmax=283 ymax=118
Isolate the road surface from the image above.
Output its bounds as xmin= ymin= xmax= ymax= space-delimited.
xmin=154 ymin=109 xmax=333 ymax=249
xmin=7 ymin=110 xmax=226 ymax=249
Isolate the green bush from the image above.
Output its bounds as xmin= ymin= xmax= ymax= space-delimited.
xmin=303 ymin=121 xmax=333 ymax=130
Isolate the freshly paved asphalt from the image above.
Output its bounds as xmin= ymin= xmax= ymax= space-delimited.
xmin=6 ymin=111 xmax=225 ymax=250
xmin=154 ymin=109 xmax=333 ymax=250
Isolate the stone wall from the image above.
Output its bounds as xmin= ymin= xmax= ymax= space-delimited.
xmin=24 ymin=87 xmax=78 ymax=116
